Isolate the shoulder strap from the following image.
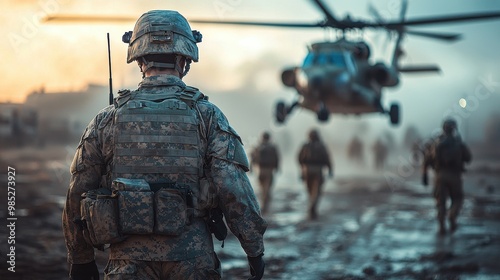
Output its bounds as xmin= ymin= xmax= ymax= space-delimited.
xmin=115 ymin=86 xmax=207 ymax=109
xmin=114 ymin=89 xmax=137 ymax=108
xmin=179 ymin=86 xmax=207 ymax=108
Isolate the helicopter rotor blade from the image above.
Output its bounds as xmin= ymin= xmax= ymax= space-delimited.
xmin=311 ymin=0 xmax=340 ymax=26
xmin=368 ymin=3 xmax=391 ymax=48
xmin=42 ymin=15 xmax=135 ymax=23
xmin=399 ymin=0 xmax=408 ymax=22
xmin=398 ymin=65 xmax=441 ymax=73
xmin=368 ymin=3 xmax=384 ymax=23
xmin=377 ymin=11 xmax=500 ymax=28
xmin=405 ymin=29 xmax=462 ymax=42
xmin=189 ymin=19 xmax=323 ymax=28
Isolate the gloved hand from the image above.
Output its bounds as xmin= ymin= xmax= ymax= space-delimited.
xmin=247 ymin=253 xmax=265 ymax=280
xmin=422 ymin=173 xmax=428 ymax=187
xmin=70 ymin=260 xmax=99 ymax=280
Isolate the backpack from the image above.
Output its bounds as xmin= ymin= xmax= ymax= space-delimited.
xmin=300 ymin=142 xmax=329 ymax=165
xmin=433 ymin=135 xmax=463 ymax=170
xmin=255 ymin=143 xmax=278 ymax=168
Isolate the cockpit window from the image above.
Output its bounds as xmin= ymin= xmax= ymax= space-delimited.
xmin=330 ymin=52 xmax=346 ymax=67
xmin=303 ymin=53 xmax=315 ymax=67
xmin=302 ymin=51 xmax=349 ymax=69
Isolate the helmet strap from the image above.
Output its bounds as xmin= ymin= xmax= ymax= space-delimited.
xmin=139 ymin=57 xmax=178 ymax=78
xmin=175 ymin=56 xmax=192 ymax=78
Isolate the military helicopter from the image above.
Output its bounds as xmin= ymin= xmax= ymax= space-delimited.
xmin=43 ymin=0 xmax=500 ymax=125
xmin=188 ymin=0 xmax=500 ymax=125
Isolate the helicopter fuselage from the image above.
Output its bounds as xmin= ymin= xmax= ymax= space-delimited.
xmin=280 ymin=40 xmax=400 ymax=117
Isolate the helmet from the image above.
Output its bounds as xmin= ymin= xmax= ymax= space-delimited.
xmin=308 ymin=129 xmax=320 ymax=141
xmin=442 ymin=118 xmax=457 ymax=134
xmin=125 ymin=10 xmax=200 ymax=64
xmin=262 ymin=132 xmax=270 ymax=141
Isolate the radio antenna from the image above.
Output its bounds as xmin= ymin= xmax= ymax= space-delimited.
xmin=107 ymin=33 xmax=113 ymax=105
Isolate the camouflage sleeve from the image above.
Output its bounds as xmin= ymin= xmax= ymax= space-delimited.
xmin=62 ymin=112 xmax=108 ymax=264
xmin=205 ymin=104 xmax=249 ymax=170
xmin=212 ymin=159 xmax=267 ymax=256
xmin=204 ymin=104 xmax=267 ymax=257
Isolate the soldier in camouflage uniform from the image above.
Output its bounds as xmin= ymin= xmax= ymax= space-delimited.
xmin=422 ymin=118 xmax=472 ymax=235
xmin=62 ymin=10 xmax=267 ymax=280
xmin=250 ymin=131 xmax=280 ymax=214
xmin=298 ymin=129 xmax=333 ymax=220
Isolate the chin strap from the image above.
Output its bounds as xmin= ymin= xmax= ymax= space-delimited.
xmin=139 ymin=56 xmax=191 ymax=78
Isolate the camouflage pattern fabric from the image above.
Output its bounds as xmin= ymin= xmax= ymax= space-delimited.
xmin=62 ymin=75 xmax=266 ymax=264
xmin=127 ymin=10 xmax=199 ymax=63
xmin=104 ymin=252 xmax=221 ymax=280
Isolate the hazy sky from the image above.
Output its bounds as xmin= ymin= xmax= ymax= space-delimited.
xmin=2 ymin=0 xmax=500 ymax=144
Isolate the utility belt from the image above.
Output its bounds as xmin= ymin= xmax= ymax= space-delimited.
xmin=78 ymin=178 xmax=208 ymax=249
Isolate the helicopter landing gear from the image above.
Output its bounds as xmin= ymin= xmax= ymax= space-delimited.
xmin=389 ymin=103 xmax=400 ymax=125
xmin=275 ymin=100 xmax=298 ymax=124
xmin=317 ymin=104 xmax=329 ymax=122
xmin=276 ymin=101 xmax=287 ymax=123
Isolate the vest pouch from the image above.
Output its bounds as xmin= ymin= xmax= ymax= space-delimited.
xmin=80 ymin=188 xmax=124 ymax=247
xmin=113 ymin=178 xmax=154 ymax=235
xmin=154 ymin=188 xmax=187 ymax=235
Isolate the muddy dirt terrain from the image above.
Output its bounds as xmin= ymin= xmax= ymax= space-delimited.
xmin=0 ymin=145 xmax=499 ymax=280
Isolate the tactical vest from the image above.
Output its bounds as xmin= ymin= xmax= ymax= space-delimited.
xmin=112 ymin=89 xmax=203 ymax=186
xmin=110 ymin=88 xmax=208 ymax=235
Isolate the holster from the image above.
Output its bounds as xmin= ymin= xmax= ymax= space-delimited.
xmin=207 ymin=207 xmax=228 ymax=242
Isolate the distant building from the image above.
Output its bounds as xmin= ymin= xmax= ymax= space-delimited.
xmin=0 ymin=102 xmax=37 ymax=145
xmin=1 ymin=84 xmax=109 ymax=146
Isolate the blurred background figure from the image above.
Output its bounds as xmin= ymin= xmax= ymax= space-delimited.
xmin=422 ymin=118 xmax=472 ymax=235
xmin=372 ymin=137 xmax=388 ymax=170
xmin=298 ymin=129 xmax=333 ymax=220
xmin=347 ymin=135 xmax=365 ymax=165
xmin=250 ymin=131 xmax=280 ymax=214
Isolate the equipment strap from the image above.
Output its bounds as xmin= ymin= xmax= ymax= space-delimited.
xmin=130 ymin=23 xmax=195 ymax=45
xmin=115 ymin=148 xmax=199 ymax=157
xmin=114 ymin=165 xmax=199 ymax=174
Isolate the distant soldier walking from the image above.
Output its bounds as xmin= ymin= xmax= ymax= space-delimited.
xmin=251 ymin=132 xmax=280 ymax=214
xmin=422 ymin=118 xmax=472 ymax=235
xmin=372 ymin=138 xmax=388 ymax=170
xmin=298 ymin=129 xmax=333 ymax=220
xmin=347 ymin=136 xmax=364 ymax=165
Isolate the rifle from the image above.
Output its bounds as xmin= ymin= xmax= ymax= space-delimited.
xmin=107 ymin=33 xmax=113 ymax=105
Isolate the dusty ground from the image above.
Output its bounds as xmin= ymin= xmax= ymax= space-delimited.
xmin=0 ymin=145 xmax=499 ymax=280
